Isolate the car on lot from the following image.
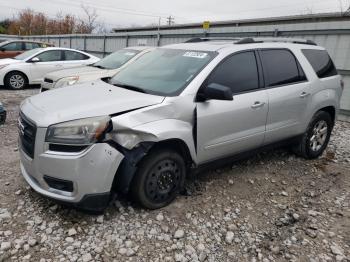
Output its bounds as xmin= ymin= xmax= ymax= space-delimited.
xmin=18 ymin=37 xmax=343 ymax=212
xmin=0 ymin=102 xmax=6 ymax=125
xmin=0 ymin=47 xmax=99 ymax=89
xmin=0 ymin=40 xmax=54 ymax=59
xmin=41 ymin=46 xmax=153 ymax=92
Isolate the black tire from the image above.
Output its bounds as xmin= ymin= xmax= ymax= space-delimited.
xmin=293 ymin=111 xmax=333 ymax=159
xmin=131 ymin=149 xmax=186 ymax=209
xmin=5 ymin=71 xmax=27 ymax=90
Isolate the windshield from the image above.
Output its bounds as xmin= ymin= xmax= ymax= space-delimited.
xmin=93 ymin=49 xmax=141 ymax=69
xmin=110 ymin=48 xmax=216 ymax=96
xmin=14 ymin=48 xmax=43 ymax=60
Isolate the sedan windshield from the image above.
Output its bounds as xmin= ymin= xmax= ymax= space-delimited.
xmin=93 ymin=49 xmax=141 ymax=69
xmin=14 ymin=48 xmax=43 ymax=60
xmin=110 ymin=48 xmax=216 ymax=96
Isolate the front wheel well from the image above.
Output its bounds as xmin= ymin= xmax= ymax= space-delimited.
xmin=150 ymin=139 xmax=194 ymax=168
xmin=112 ymin=139 xmax=194 ymax=194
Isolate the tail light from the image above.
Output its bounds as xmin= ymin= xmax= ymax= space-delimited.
xmin=340 ymin=79 xmax=344 ymax=91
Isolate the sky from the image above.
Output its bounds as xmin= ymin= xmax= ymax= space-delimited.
xmin=0 ymin=0 xmax=349 ymax=30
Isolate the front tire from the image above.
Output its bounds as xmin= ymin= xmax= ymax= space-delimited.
xmin=5 ymin=72 xmax=27 ymax=90
xmin=293 ymin=111 xmax=333 ymax=159
xmin=131 ymin=149 xmax=186 ymax=209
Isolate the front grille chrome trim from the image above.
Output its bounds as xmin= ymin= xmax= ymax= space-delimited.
xmin=19 ymin=112 xmax=37 ymax=159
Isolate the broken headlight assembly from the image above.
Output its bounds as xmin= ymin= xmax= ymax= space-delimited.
xmin=54 ymin=76 xmax=80 ymax=89
xmin=45 ymin=116 xmax=111 ymax=145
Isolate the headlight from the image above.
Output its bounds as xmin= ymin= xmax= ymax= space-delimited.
xmin=54 ymin=76 xmax=80 ymax=89
xmin=0 ymin=64 xmax=9 ymax=70
xmin=45 ymin=116 xmax=111 ymax=145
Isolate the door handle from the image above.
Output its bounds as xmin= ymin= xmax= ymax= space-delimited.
xmin=251 ymin=101 xmax=266 ymax=109
xmin=300 ymin=92 xmax=310 ymax=98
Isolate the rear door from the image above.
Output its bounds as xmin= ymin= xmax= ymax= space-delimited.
xmin=29 ymin=50 xmax=65 ymax=83
xmin=61 ymin=50 xmax=92 ymax=69
xmin=260 ymin=49 xmax=311 ymax=144
xmin=196 ymin=51 xmax=268 ymax=163
xmin=0 ymin=42 xmax=23 ymax=58
xmin=24 ymin=42 xmax=41 ymax=51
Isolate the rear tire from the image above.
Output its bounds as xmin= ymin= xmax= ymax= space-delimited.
xmin=293 ymin=111 xmax=333 ymax=159
xmin=5 ymin=71 xmax=27 ymax=90
xmin=131 ymin=149 xmax=186 ymax=209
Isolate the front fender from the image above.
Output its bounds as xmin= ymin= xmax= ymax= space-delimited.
xmin=109 ymin=118 xmax=197 ymax=163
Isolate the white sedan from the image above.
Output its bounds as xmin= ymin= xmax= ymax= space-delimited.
xmin=41 ymin=46 xmax=153 ymax=91
xmin=0 ymin=47 xmax=99 ymax=89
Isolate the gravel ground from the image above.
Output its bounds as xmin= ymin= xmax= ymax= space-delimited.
xmin=0 ymin=88 xmax=349 ymax=262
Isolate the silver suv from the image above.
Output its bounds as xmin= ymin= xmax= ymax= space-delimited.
xmin=19 ymin=38 xmax=343 ymax=211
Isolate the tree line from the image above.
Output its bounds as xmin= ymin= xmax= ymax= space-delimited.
xmin=0 ymin=7 xmax=105 ymax=35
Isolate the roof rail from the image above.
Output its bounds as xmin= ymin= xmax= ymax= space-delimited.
xmin=235 ymin=37 xmax=317 ymax=46
xmin=185 ymin=37 xmax=240 ymax=43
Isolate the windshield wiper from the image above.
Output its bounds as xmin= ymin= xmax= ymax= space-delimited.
xmin=113 ymin=83 xmax=147 ymax=94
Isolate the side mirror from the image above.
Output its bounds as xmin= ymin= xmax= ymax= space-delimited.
xmin=29 ymin=57 xmax=40 ymax=63
xmin=199 ymin=83 xmax=233 ymax=101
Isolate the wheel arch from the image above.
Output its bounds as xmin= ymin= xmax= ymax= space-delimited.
xmin=317 ymin=106 xmax=336 ymax=125
xmin=4 ymin=70 xmax=29 ymax=86
xmin=111 ymin=138 xmax=194 ymax=195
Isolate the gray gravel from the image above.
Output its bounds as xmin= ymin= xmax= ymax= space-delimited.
xmin=0 ymin=88 xmax=350 ymax=262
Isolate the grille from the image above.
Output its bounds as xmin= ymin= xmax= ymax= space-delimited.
xmin=19 ymin=113 xmax=37 ymax=158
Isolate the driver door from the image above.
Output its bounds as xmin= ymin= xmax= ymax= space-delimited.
xmin=196 ymin=51 xmax=268 ymax=164
xmin=29 ymin=50 xmax=64 ymax=83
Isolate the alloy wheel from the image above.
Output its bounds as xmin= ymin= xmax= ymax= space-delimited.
xmin=309 ymin=120 xmax=328 ymax=152
xmin=9 ymin=74 xmax=25 ymax=89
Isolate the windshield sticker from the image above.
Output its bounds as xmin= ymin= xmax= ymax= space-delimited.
xmin=125 ymin=52 xmax=136 ymax=56
xmin=183 ymin=52 xmax=208 ymax=59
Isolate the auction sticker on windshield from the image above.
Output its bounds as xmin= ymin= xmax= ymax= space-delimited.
xmin=183 ymin=52 xmax=208 ymax=59
xmin=125 ymin=52 xmax=136 ymax=56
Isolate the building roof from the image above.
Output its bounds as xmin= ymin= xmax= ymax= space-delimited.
xmin=113 ymin=12 xmax=350 ymax=33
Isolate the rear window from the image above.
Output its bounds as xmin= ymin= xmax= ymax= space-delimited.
xmin=64 ymin=50 xmax=89 ymax=61
xmin=302 ymin=49 xmax=337 ymax=79
xmin=260 ymin=49 xmax=306 ymax=87
xmin=25 ymin=42 xmax=41 ymax=50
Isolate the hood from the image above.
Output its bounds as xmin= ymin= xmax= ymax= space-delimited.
xmin=21 ymin=80 xmax=165 ymax=127
xmin=45 ymin=66 xmax=104 ymax=81
xmin=0 ymin=58 xmax=21 ymax=66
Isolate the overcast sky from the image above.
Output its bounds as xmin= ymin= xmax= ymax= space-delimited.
xmin=0 ymin=0 xmax=348 ymax=29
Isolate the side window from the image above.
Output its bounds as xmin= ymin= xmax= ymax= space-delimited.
xmin=2 ymin=42 xmax=22 ymax=51
xmin=207 ymin=51 xmax=259 ymax=94
xmin=260 ymin=49 xmax=305 ymax=87
xmin=25 ymin=42 xmax=41 ymax=50
xmin=64 ymin=50 xmax=89 ymax=61
xmin=302 ymin=49 xmax=337 ymax=78
xmin=36 ymin=50 xmax=63 ymax=62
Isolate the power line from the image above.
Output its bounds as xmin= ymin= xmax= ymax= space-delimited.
xmin=184 ymin=0 xmax=341 ymax=22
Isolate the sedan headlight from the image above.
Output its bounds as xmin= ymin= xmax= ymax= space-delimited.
xmin=0 ymin=64 xmax=9 ymax=70
xmin=54 ymin=76 xmax=80 ymax=89
xmin=45 ymin=116 xmax=111 ymax=145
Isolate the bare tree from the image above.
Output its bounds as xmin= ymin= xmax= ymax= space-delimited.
xmin=80 ymin=5 xmax=99 ymax=33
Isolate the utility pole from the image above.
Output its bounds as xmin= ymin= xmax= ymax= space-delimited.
xmin=166 ymin=16 xmax=174 ymax=26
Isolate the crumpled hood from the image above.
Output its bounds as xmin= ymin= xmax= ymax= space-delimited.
xmin=0 ymin=58 xmax=21 ymax=66
xmin=21 ymin=80 xmax=165 ymax=127
xmin=45 ymin=66 xmax=105 ymax=81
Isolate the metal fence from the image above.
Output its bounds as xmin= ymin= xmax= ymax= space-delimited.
xmin=3 ymin=13 xmax=350 ymax=116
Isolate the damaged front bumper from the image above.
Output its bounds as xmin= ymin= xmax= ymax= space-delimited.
xmin=20 ymin=127 xmax=124 ymax=212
